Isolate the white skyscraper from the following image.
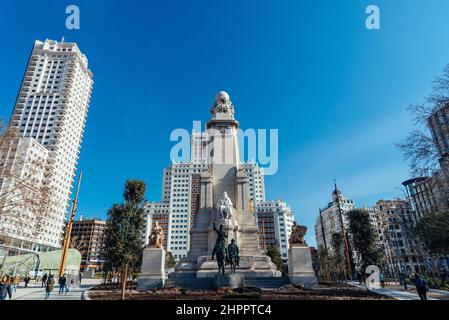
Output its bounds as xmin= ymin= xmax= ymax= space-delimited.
xmin=242 ymin=162 xmax=265 ymax=206
xmin=0 ymin=39 xmax=93 ymax=251
xmin=163 ymin=163 xmax=206 ymax=259
xmin=256 ymin=200 xmax=294 ymax=261
xmin=191 ymin=131 xmax=209 ymax=164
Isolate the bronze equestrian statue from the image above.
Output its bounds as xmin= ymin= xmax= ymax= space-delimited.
xmin=211 ymin=222 xmax=228 ymax=274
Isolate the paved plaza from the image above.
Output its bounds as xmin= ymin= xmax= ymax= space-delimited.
xmin=5 ymin=279 xmax=102 ymax=301
xmin=348 ymin=281 xmax=449 ymax=300
xmin=9 ymin=278 xmax=449 ymax=300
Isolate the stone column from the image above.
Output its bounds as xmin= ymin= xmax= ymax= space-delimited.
xmin=137 ymin=247 xmax=166 ymax=290
xmin=199 ymin=172 xmax=212 ymax=209
xmin=236 ymin=169 xmax=249 ymax=212
xmin=287 ymin=245 xmax=318 ymax=289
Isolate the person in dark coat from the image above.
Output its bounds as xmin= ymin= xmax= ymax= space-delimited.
xmin=410 ymin=273 xmax=428 ymax=300
xmin=58 ymin=274 xmax=67 ymax=295
xmin=356 ymin=270 xmax=363 ymax=285
xmin=399 ymin=272 xmax=407 ymax=290
xmin=0 ymin=275 xmax=9 ymax=300
xmin=23 ymin=275 xmax=30 ymax=288
xmin=6 ymin=277 xmax=13 ymax=300
xmin=41 ymin=273 xmax=48 ymax=288
xmin=45 ymin=275 xmax=55 ymax=300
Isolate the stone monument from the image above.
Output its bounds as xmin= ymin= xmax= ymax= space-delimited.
xmin=137 ymin=221 xmax=166 ymax=290
xmin=174 ymin=91 xmax=280 ymax=279
xmin=287 ymin=222 xmax=318 ymax=288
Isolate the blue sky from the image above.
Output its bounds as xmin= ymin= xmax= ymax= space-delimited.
xmin=1 ymin=0 xmax=449 ymax=245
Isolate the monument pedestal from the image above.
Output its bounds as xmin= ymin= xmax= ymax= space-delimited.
xmin=214 ymin=274 xmax=244 ymax=289
xmin=137 ymin=247 xmax=165 ymax=291
xmin=195 ymin=255 xmax=281 ymax=278
xmin=287 ymin=245 xmax=317 ymax=289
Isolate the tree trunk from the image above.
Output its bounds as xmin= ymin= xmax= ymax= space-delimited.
xmin=121 ymin=264 xmax=128 ymax=300
xmin=127 ymin=269 xmax=131 ymax=296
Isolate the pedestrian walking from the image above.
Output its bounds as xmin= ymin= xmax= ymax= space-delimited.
xmin=23 ymin=275 xmax=30 ymax=288
xmin=12 ymin=275 xmax=20 ymax=292
xmin=41 ymin=273 xmax=48 ymax=288
xmin=79 ymin=272 xmax=83 ymax=285
xmin=400 ymin=272 xmax=407 ymax=290
xmin=379 ymin=272 xmax=385 ymax=288
xmin=0 ymin=275 xmax=9 ymax=301
xmin=6 ymin=277 xmax=13 ymax=300
xmin=58 ymin=274 xmax=67 ymax=295
xmin=356 ymin=270 xmax=363 ymax=285
xmin=410 ymin=273 xmax=428 ymax=300
xmin=65 ymin=277 xmax=74 ymax=294
xmin=45 ymin=275 xmax=55 ymax=300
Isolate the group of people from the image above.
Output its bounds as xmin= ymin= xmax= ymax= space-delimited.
xmin=356 ymin=269 xmax=430 ymax=300
xmin=0 ymin=275 xmax=18 ymax=300
xmin=43 ymin=273 xmax=81 ymax=300
xmin=1 ymin=272 xmax=83 ymax=300
xmin=0 ymin=274 xmax=33 ymax=300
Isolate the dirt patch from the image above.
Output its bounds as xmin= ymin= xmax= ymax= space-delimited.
xmin=88 ymin=283 xmax=391 ymax=300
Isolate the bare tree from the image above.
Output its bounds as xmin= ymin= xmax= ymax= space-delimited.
xmin=0 ymin=119 xmax=51 ymax=248
xmin=397 ymin=129 xmax=439 ymax=177
xmin=70 ymin=234 xmax=87 ymax=251
xmin=397 ymin=65 xmax=449 ymax=173
xmin=397 ymin=65 xmax=449 ymax=212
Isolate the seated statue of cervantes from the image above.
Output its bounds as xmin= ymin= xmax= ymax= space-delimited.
xmin=216 ymin=191 xmax=234 ymax=220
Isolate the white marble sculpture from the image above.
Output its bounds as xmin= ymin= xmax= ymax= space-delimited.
xmin=215 ymin=191 xmax=234 ymax=221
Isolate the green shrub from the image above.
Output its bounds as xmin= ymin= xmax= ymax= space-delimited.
xmin=424 ymin=277 xmax=449 ymax=290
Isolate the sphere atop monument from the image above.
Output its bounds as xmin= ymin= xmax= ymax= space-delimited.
xmin=215 ymin=91 xmax=230 ymax=104
xmin=211 ymin=91 xmax=235 ymax=118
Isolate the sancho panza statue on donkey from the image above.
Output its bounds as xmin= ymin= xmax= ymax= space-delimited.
xmin=227 ymin=239 xmax=240 ymax=274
